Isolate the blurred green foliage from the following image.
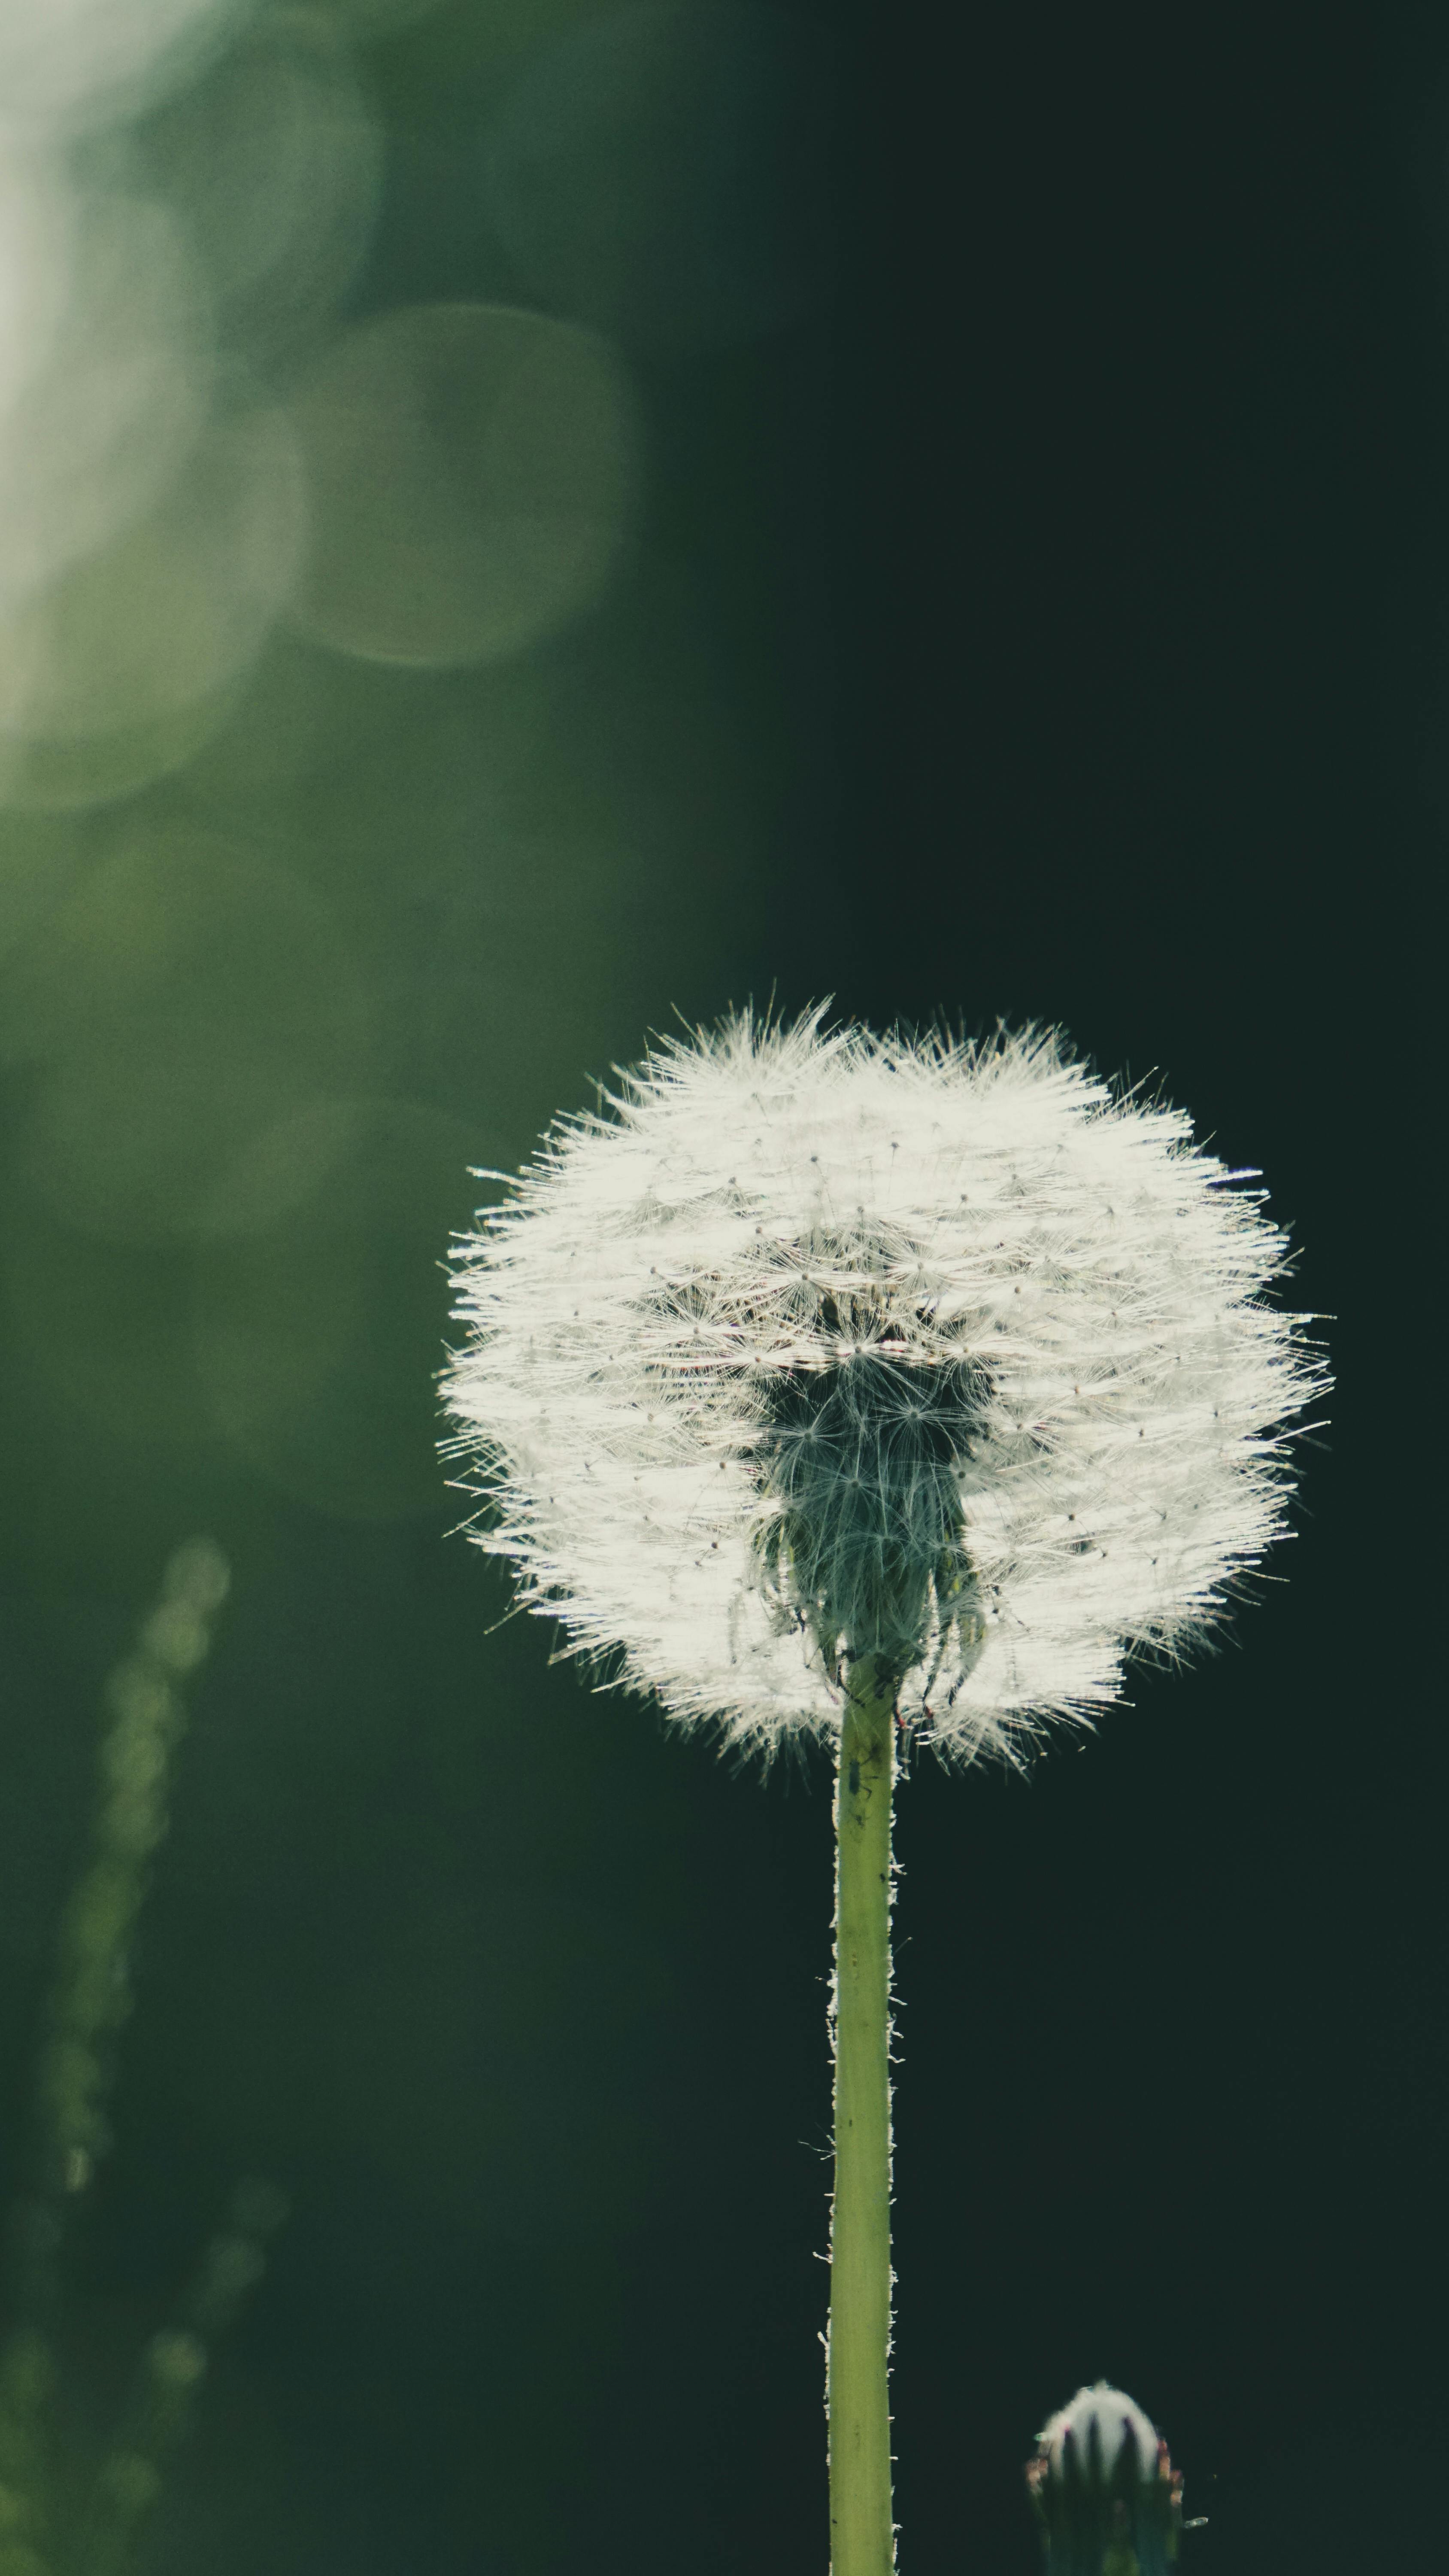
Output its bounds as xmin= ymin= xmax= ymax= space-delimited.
xmin=0 ymin=0 xmax=836 ymax=2564
xmin=0 ymin=0 xmax=805 ymax=1595
xmin=0 ymin=1540 xmax=286 ymax=2576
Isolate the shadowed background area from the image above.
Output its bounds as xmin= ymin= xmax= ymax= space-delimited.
xmin=0 ymin=0 xmax=1443 ymax=2569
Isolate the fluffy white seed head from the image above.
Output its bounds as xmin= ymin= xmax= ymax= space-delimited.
xmin=441 ymin=1009 xmax=1327 ymax=1763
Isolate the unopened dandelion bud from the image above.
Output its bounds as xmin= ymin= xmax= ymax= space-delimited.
xmin=1027 ymin=2384 xmax=1185 ymax=2575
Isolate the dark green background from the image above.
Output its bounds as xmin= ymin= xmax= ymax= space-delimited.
xmin=0 ymin=1 xmax=1443 ymax=2567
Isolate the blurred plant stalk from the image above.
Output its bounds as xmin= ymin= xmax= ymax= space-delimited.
xmin=827 ymin=1660 xmax=897 ymax=2574
xmin=0 ymin=1539 xmax=287 ymax=2576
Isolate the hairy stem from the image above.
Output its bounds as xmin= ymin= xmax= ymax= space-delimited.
xmin=827 ymin=1657 xmax=896 ymax=2574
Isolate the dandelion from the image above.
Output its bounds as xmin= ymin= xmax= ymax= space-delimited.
xmin=441 ymin=1008 xmax=1325 ymax=2573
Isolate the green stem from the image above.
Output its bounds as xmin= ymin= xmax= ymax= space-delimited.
xmin=827 ymin=1657 xmax=897 ymax=2575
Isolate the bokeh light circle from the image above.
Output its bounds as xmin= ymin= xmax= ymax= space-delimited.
xmin=133 ymin=9 xmax=384 ymax=361
xmin=12 ymin=825 xmax=372 ymax=1245
xmin=0 ymin=0 xmax=242 ymax=143
xmin=0 ymin=403 xmax=307 ymax=811
xmin=288 ymin=301 xmax=639 ymax=668
xmin=0 ymin=147 xmax=73 ymax=420
xmin=0 ymin=188 xmax=210 ymax=615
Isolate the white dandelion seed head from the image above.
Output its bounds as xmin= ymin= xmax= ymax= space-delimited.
xmin=441 ymin=1007 xmax=1328 ymax=1764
